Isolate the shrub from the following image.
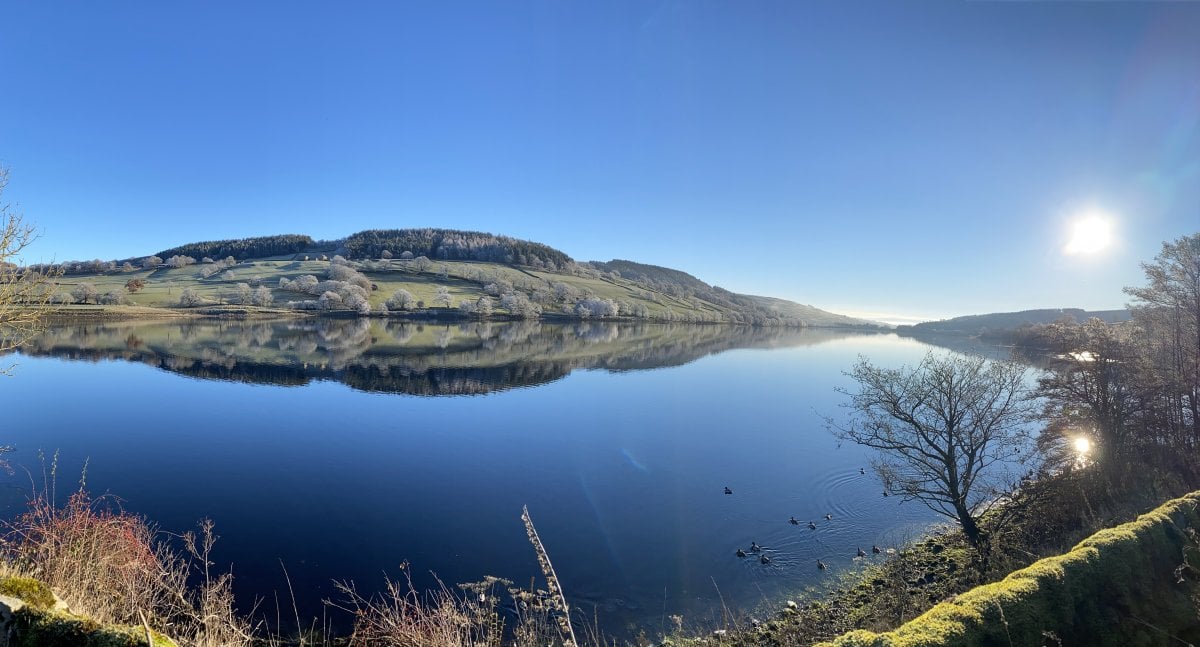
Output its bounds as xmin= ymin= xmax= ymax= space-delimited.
xmin=4 ymin=484 xmax=254 ymax=646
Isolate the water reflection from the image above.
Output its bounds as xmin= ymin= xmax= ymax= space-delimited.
xmin=11 ymin=319 xmax=883 ymax=396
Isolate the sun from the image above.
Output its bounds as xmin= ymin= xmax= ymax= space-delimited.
xmin=1073 ymin=436 xmax=1091 ymax=454
xmin=1064 ymin=213 xmax=1114 ymax=255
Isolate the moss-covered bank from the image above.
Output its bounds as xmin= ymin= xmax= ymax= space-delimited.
xmin=817 ymin=491 xmax=1200 ymax=647
xmin=0 ymin=575 xmax=177 ymax=647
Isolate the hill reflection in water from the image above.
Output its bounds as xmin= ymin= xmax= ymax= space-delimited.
xmin=13 ymin=319 xmax=882 ymax=396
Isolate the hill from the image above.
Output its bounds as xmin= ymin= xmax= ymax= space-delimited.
xmin=589 ymin=259 xmax=877 ymax=327
xmin=31 ymin=229 xmax=877 ymax=328
xmin=897 ymin=307 xmax=1130 ymax=338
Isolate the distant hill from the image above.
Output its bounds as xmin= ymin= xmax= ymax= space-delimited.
xmin=589 ymin=259 xmax=878 ymax=328
xmin=33 ymin=229 xmax=877 ymax=328
xmin=898 ymin=308 xmax=1131 ymax=337
xmin=741 ymin=295 xmax=878 ymax=328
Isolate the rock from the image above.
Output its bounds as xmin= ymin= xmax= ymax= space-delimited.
xmin=0 ymin=594 xmax=26 ymax=646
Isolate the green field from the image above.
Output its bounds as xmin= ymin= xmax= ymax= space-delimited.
xmin=47 ymin=257 xmax=745 ymax=323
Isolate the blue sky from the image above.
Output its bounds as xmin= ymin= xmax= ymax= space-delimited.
xmin=1 ymin=1 xmax=1197 ymax=323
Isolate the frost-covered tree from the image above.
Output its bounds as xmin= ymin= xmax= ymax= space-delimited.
xmin=178 ymin=287 xmax=203 ymax=307
xmin=233 ymin=283 xmax=253 ymax=305
xmin=318 ymin=291 xmax=342 ymax=310
xmin=251 ymin=285 xmax=273 ymax=307
xmin=475 ymin=296 xmax=492 ymax=317
xmin=434 ymin=286 xmax=452 ymax=308
xmin=165 ymin=255 xmax=196 ymax=269
xmin=71 ymin=282 xmax=98 ymax=304
xmin=386 ymin=289 xmax=416 ymax=311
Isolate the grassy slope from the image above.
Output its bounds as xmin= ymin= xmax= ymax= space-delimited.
xmin=48 ymin=257 xmax=864 ymax=326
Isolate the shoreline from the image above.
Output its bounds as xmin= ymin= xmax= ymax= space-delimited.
xmin=30 ymin=304 xmax=890 ymax=331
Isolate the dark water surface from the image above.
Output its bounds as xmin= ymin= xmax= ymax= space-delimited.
xmin=1 ymin=320 xmax=989 ymax=636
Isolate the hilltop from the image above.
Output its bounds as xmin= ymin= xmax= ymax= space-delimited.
xmin=28 ymin=229 xmax=879 ymax=328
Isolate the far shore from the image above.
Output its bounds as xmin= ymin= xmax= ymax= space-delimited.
xmin=28 ymin=304 xmax=890 ymax=330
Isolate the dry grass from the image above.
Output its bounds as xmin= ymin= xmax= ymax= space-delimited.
xmin=0 ymin=463 xmax=625 ymax=646
xmin=1 ymin=459 xmax=255 ymax=647
xmin=334 ymin=567 xmax=507 ymax=647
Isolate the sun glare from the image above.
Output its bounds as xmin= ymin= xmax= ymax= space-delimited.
xmin=1064 ymin=214 xmax=1114 ymax=255
xmin=1073 ymin=436 xmax=1091 ymax=454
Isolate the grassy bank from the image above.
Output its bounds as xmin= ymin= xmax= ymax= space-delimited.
xmin=688 ymin=469 xmax=1199 ymax=646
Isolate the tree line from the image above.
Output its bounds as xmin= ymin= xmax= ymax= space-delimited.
xmin=156 ymin=234 xmax=315 ymax=261
xmin=342 ymin=228 xmax=573 ymax=268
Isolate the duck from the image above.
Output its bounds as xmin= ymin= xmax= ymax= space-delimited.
xmin=760 ymin=555 xmax=771 ymax=565
xmin=750 ymin=541 xmax=761 ymax=552
xmin=859 ymin=467 xmax=865 ymax=475
xmin=825 ymin=513 xmax=833 ymax=521
xmin=872 ymin=545 xmax=881 ymax=554
xmin=857 ymin=547 xmax=867 ymax=558
xmin=817 ymin=560 xmax=828 ymax=570
xmin=724 ymin=487 xmax=733 ymax=495
xmin=789 ymin=516 xmax=800 ymax=525
xmin=736 ymin=548 xmax=747 ymax=558
xmin=808 ymin=521 xmax=817 ymax=530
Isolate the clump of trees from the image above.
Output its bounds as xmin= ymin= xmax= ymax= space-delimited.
xmin=279 ymin=270 xmax=370 ymax=313
xmin=230 ymin=283 xmax=273 ymax=307
xmin=199 ymin=256 xmax=237 ymax=278
xmin=166 ymin=255 xmax=196 ymax=269
xmin=342 ymin=228 xmax=573 ymax=268
xmin=1028 ymin=234 xmax=1199 ymax=483
xmin=156 ymin=234 xmax=313 ymax=260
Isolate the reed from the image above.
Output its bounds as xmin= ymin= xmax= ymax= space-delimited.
xmin=520 ymin=505 xmax=579 ymax=646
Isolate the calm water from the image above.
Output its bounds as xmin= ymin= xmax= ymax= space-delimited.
xmin=0 ymin=320 xmax=997 ymax=636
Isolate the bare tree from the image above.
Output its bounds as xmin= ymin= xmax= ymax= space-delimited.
xmin=1 ymin=168 xmax=58 ymax=358
xmin=829 ymin=352 xmax=1034 ymax=547
xmin=1124 ymin=233 xmax=1200 ymax=450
